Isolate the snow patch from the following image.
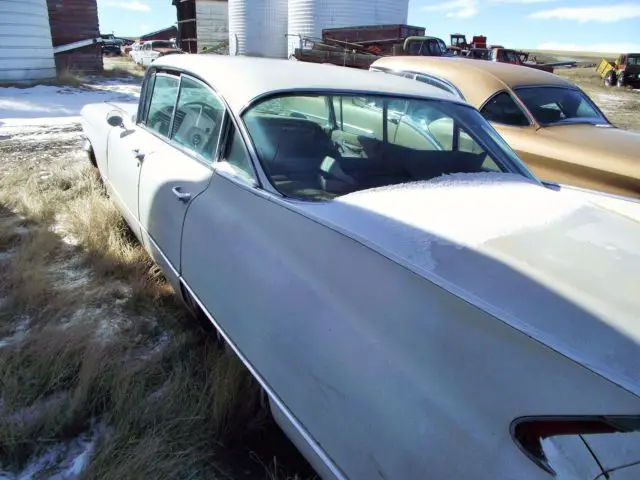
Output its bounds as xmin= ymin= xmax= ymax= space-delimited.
xmin=335 ymin=172 xmax=584 ymax=251
xmin=0 ymin=316 xmax=30 ymax=350
xmin=0 ymin=424 xmax=105 ymax=480
xmin=0 ymin=79 xmax=140 ymax=133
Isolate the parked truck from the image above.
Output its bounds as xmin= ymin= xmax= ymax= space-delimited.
xmin=489 ymin=48 xmax=554 ymax=73
xmin=293 ymin=24 xmax=451 ymax=70
xmin=597 ymin=54 xmax=640 ymax=87
xmin=448 ymin=33 xmax=487 ymax=55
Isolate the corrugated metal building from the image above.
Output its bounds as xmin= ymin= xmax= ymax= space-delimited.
xmin=47 ymin=0 xmax=103 ymax=74
xmin=173 ymin=0 xmax=228 ymax=53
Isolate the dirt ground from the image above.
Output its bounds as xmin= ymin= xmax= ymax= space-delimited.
xmin=556 ymin=66 xmax=640 ymax=131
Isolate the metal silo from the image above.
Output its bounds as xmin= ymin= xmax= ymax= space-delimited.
xmin=0 ymin=0 xmax=56 ymax=82
xmin=287 ymin=0 xmax=409 ymax=57
xmin=228 ymin=0 xmax=288 ymax=58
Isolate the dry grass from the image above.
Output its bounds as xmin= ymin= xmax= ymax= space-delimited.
xmin=556 ymin=67 xmax=640 ymax=131
xmin=0 ymin=150 xmax=315 ymax=478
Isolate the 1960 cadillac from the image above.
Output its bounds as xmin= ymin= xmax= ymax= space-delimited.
xmin=81 ymin=55 xmax=640 ymax=479
xmin=370 ymin=56 xmax=640 ymax=200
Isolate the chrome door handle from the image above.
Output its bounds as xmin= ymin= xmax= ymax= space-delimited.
xmin=171 ymin=186 xmax=191 ymax=203
xmin=133 ymin=149 xmax=145 ymax=161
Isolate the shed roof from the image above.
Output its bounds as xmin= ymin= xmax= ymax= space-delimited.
xmin=371 ymin=56 xmax=573 ymax=108
xmin=152 ymin=54 xmax=464 ymax=113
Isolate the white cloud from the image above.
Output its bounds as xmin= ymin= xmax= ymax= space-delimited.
xmin=106 ymin=0 xmax=151 ymax=12
xmin=422 ymin=0 xmax=478 ymax=18
xmin=536 ymin=42 xmax=640 ymax=54
xmin=530 ymin=4 xmax=640 ymax=22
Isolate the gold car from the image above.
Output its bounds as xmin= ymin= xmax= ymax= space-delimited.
xmin=371 ymin=56 xmax=640 ymax=199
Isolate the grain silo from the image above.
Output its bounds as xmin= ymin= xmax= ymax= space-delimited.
xmin=228 ymin=0 xmax=288 ymax=58
xmin=287 ymin=0 xmax=409 ymax=57
xmin=0 ymin=0 xmax=56 ymax=82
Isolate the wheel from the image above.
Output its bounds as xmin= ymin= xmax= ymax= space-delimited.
xmin=604 ymin=71 xmax=616 ymax=87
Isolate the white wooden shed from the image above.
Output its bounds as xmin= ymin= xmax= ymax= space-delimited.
xmin=0 ymin=0 xmax=56 ymax=82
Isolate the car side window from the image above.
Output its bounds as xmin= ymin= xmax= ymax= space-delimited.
xmin=170 ymin=76 xmax=225 ymax=163
xmin=480 ymin=92 xmax=529 ymax=126
xmin=146 ymin=74 xmax=179 ymax=137
xmin=216 ymin=125 xmax=256 ymax=184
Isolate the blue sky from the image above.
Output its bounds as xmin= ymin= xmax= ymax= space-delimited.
xmin=97 ymin=0 xmax=640 ymax=52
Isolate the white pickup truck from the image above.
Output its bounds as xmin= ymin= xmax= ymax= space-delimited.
xmin=136 ymin=40 xmax=183 ymax=67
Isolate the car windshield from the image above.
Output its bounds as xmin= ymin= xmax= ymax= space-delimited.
xmin=502 ymin=50 xmax=520 ymax=63
xmin=515 ymin=87 xmax=607 ymax=126
xmin=153 ymin=41 xmax=175 ymax=49
xmin=628 ymin=55 xmax=640 ymax=66
xmin=242 ymin=93 xmax=535 ymax=201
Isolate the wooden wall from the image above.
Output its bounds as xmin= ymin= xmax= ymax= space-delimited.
xmin=175 ymin=0 xmax=228 ymax=53
xmin=195 ymin=0 xmax=228 ymax=52
xmin=46 ymin=0 xmax=103 ymax=74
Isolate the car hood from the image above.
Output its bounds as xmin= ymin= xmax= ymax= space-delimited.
xmin=300 ymin=172 xmax=640 ymax=396
xmin=535 ymin=123 xmax=640 ymax=171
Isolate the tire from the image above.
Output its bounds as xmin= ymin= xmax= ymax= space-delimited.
xmin=604 ymin=71 xmax=616 ymax=87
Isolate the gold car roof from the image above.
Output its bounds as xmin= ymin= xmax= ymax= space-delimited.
xmin=371 ymin=56 xmax=573 ymax=108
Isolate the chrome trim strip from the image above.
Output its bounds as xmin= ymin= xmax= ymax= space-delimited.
xmin=179 ymin=279 xmax=348 ymax=480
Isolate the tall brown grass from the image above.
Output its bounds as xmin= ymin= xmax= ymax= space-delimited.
xmin=0 ymin=152 xmax=315 ymax=478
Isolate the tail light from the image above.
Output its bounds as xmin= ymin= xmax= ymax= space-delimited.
xmin=512 ymin=416 xmax=640 ymax=475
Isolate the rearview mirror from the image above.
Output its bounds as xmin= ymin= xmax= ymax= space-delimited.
xmin=106 ymin=110 xmax=124 ymax=127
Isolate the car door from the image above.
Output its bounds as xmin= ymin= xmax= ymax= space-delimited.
xmin=137 ymin=74 xmax=224 ymax=279
xmin=142 ymin=43 xmax=151 ymax=65
xmin=105 ymin=71 xmax=166 ymax=236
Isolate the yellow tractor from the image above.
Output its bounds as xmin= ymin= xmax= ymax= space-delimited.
xmin=597 ymin=53 xmax=640 ymax=87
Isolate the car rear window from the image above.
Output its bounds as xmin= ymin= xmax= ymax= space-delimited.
xmin=515 ymin=87 xmax=606 ymax=126
xmin=242 ymin=93 xmax=530 ymax=201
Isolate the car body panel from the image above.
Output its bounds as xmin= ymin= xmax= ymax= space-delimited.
xmin=299 ymin=173 xmax=640 ymax=397
xmin=106 ymin=124 xmax=146 ymax=235
xmin=370 ymin=56 xmax=640 ymax=199
xmin=493 ymin=123 xmax=640 ymax=197
xmin=138 ymin=135 xmax=213 ymax=273
xmin=182 ymin=172 xmax=639 ymax=480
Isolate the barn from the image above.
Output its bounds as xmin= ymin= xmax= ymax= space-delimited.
xmin=47 ymin=0 xmax=103 ymax=74
xmin=173 ymin=0 xmax=228 ymax=53
xmin=0 ymin=0 xmax=102 ymax=83
xmin=140 ymin=26 xmax=178 ymax=42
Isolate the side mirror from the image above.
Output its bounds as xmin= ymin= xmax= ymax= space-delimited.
xmin=106 ymin=110 xmax=124 ymax=127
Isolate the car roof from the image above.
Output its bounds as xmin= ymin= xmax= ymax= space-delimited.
xmin=371 ymin=56 xmax=574 ymax=108
xmin=152 ymin=54 xmax=464 ymax=113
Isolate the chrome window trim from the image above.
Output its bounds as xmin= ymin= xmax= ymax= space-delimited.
xmin=370 ymin=67 xmax=466 ymax=101
xmin=135 ymin=70 xmax=262 ymax=181
xmin=136 ymin=65 xmax=271 ymax=194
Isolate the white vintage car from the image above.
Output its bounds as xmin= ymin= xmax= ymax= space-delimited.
xmin=80 ymin=55 xmax=640 ymax=479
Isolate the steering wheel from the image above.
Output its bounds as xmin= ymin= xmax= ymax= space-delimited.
xmin=175 ymin=101 xmax=220 ymax=153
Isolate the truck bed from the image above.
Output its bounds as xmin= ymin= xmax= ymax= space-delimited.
xmin=321 ymin=24 xmax=426 ymax=44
